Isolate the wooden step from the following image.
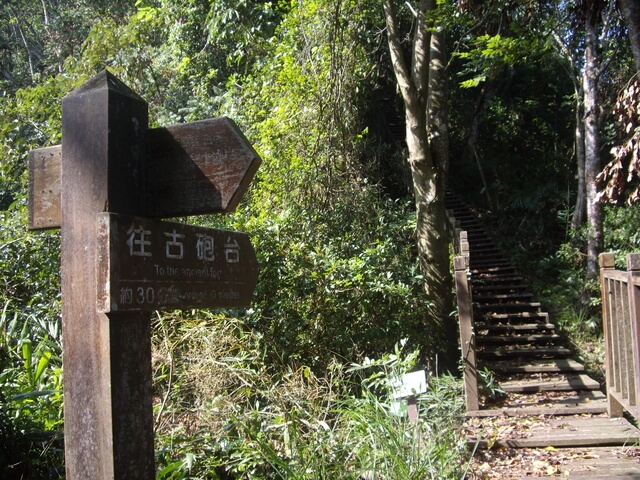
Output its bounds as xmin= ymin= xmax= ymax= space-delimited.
xmin=472 ymin=274 xmax=528 ymax=285
xmin=470 ymin=245 xmax=501 ymax=253
xmin=475 ymin=312 xmax=550 ymax=323
xmin=467 ymin=416 xmax=640 ymax=449
xmin=474 ymin=293 xmax=534 ymax=303
xmin=499 ymin=373 xmax=600 ymax=393
xmin=475 ymin=323 xmax=556 ymax=333
xmin=471 ymin=391 xmax=608 ymax=416
xmin=473 ymin=266 xmax=517 ymax=275
xmin=523 ymin=446 xmax=640 ymax=479
xmin=479 ymin=346 xmax=572 ymax=358
xmin=470 ymin=255 xmax=510 ymax=263
xmin=476 ymin=302 xmax=542 ymax=314
xmin=463 ymin=225 xmax=486 ymax=232
xmin=470 ymin=260 xmax=512 ymax=269
xmin=478 ymin=334 xmax=561 ymax=344
xmin=473 ymin=284 xmax=529 ymax=293
xmin=471 ymin=243 xmax=499 ymax=252
xmin=485 ymin=359 xmax=584 ymax=373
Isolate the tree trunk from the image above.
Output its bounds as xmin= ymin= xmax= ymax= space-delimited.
xmin=620 ymin=0 xmax=640 ymax=72
xmin=571 ymin=86 xmax=587 ymax=233
xmin=382 ymin=0 xmax=455 ymax=370
xmin=583 ymin=15 xmax=603 ymax=283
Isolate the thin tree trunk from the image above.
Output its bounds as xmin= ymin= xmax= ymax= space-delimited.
xmin=620 ymin=0 xmax=640 ymax=72
xmin=571 ymin=87 xmax=586 ymax=232
xmin=584 ymin=15 xmax=603 ymax=282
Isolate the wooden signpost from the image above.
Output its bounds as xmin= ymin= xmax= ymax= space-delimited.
xmin=27 ymin=70 xmax=261 ymax=479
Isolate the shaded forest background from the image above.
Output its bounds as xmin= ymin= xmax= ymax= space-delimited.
xmin=2 ymin=0 xmax=640 ymax=478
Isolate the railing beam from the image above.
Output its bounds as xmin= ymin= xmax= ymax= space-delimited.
xmin=627 ymin=253 xmax=640 ymax=421
xmin=600 ymin=252 xmax=626 ymax=418
xmin=455 ymin=254 xmax=478 ymax=411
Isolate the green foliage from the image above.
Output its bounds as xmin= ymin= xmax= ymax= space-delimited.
xmin=0 ymin=302 xmax=64 ymax=479
xmin=477 ymin=367 xmax=505 ymax=401
xmin=603 ymin=203 xmax=640 ymax=263
xmin=152 ymin=318 xmax=468 ymax=479
xmin=457 ymin=34 xmax=534 ymax=88
xmin=234 ymin=194 xmax=438 ymax=370
xmin=0 ymin=76 xmax=71 ymax=209
xmin=0 ymin=202 xmax=60 ymax=312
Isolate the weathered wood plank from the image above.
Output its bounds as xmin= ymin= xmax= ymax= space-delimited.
xmin=500 ymin=374 xmax=600 ymax=393
xmin=476 ymin=323 xmax=556 ymax=332
xmin=479 ymin=346 xmax=572 ymax=358
xmin=96 ymin=213 xmax=258 ymax=312
xmin=146 ymin=117 xmax=260 ymax=217
xmin=468 ymin=417 xmax=640 ymax=449
xmin=485 ymin=359 xmax=585 ymax=373
xmin=467 ymin=404 xmax=608 ymax=417
xmin=479 ymin=334 xmax=560 ymax=344
xmin=511 ymin=447 xmax=640 ymax=479
xmin=499 ymin=390 xmax=607 ymax=409
xmin=455 ymin=253 xmax=479 ymax=411
xmin=28 ymin=146 xmax=62 ymax=229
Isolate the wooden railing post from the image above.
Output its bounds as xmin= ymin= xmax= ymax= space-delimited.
xmin=455 ymin=254 xmax=478 ymax=411
xmin=627 ymin=253 xmax=640 ymax=421
xmin=460 ymin=231 xmax=469 ymax=257
xmin=600 ymin=252 xmax=624 ymax=418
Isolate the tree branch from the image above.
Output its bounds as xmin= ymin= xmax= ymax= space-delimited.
xmin=382 ymin=0 xmax=414 ymax=105
xmin=411 ymin=0 xmax=430 ymax=96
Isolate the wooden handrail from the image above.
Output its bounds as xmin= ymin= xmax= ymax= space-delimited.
xmin=447 ymin=206 xmax=478 ymax=411
xmin=455 ymin=253 xmax=478 ymax=411
xmin=599 ymin=252 xmax=640 ymax=421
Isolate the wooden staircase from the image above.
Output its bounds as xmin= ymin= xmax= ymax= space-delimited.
xmin=446 ymin=194 xmax=640 ymax=477
xmin=446 ymin=193 xmax=608 ymax=418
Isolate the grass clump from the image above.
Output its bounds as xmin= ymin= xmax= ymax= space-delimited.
xmin=152 ymin=312 xmax=469 ymax=479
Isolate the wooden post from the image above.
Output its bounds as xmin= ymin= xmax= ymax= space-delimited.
xmin=29 ymin=70 xmax=260 ymax=478
xmin=61 ymin=71 xmax=154 ymax=478
xmin=600 ymin=252 xmax=623 ymax=418
xmin=627 ymin=253 xmax=640 ymax=421
xmin=454 ymin=254 xmax=478 ymax=411
xmin=460 ymin=231 xmax=469 ymax=257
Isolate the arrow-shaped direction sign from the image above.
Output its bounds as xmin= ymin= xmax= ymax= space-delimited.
xmin=28 ymin=117 xmax=261 ymax=230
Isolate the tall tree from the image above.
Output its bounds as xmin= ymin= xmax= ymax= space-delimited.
xmin=550 ymin=0 xmax=621 ymax=282
xmin=620 ymin=0 xmax=640 ymax=71
xmin=382 ymin=0 xmax=456 ymax=367
xmin=582 ymin=0 xmax=605 ymax=281
xmin=595 ymin=1 xmax=640 ymax=205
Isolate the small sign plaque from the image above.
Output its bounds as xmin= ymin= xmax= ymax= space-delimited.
xmin=392 ymin=370 xmax=428 ymax=399
xmin=97 ymin=213 xmax=259 ymax=312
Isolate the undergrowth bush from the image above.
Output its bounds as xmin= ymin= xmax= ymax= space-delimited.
xmin=0 ymin=202 xmax=63 ymax=479
xmin=208 ymin=188 xmax=444 ymax=373
xmin=152 ymin=313 xmax=468 ymax=479
xmin=0 ymin=302 xmax=64 ymax=479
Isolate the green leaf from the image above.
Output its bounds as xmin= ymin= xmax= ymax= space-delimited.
xmin=34 ymin=349 xmax=52 ymax=385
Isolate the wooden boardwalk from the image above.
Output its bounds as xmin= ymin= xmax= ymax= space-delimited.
xmin=446 ymin=194 xmax=640 ymax=479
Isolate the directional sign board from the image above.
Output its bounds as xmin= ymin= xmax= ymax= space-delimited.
xmin=28 ymin=117 xmax=261 ymax=230
xmin=146 ymin=118 xmax=261 ymax=217
xmin=96 ymin=213 xmax=259 ymax=312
